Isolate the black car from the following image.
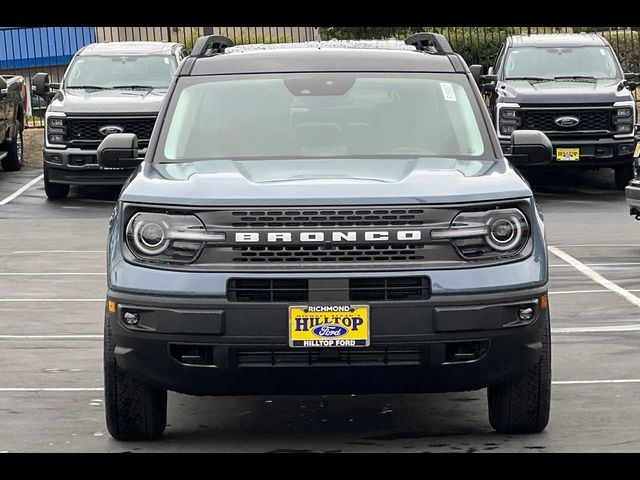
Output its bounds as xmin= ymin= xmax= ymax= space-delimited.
xmin=478 ymin=33 xmax=639 ymax=190
xmin=100 ymin=33 xmax=553 ymax=440
xmin=0 ymin=74 xmax=26 ymax=172
xmin=31 ymin=41 xmax=187 ymax=199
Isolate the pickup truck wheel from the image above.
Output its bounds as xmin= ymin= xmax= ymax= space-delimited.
xmin=104 ymin=315 xmax=167 ymax=440
xmin=487 ymin=316 xmax=551 ymax=434
xmin=1 ymin=124 xmax=24 ymax=172
xmin=614 ymin=164 xmax=634 ymax=191
xmin=43 ymin=167 xmax=70 ymax=199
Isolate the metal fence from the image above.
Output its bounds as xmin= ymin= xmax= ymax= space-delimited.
xmin=2 ymin=26 xmax=638 ymax=127
xmin=0 ymin=26 xmax=319 ymax=127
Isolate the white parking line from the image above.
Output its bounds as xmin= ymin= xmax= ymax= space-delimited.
xmin=551 ymin=244 xmax=640 ymax=248
xmin=0 ymin=273 xmax=104 ymax=276
xmin=550 ymin=289 xmax=640 ymax=295
xmin=1 ymin=380 xmax=639 ymax=392
xmin=0 ymin=335 xmax=102 ymax=339
xmin=552 ymin=325 xmax=640 ymax=333
xmin=0 ymin=388 xmax=104 ymax=392
xmin=0 ymin=299 xmax=103 ymax=302
xmin=553 ymin=379 xmax=640 ymax=385
xmin=550 ymin=263 xmax=640 ymax=268
xmin=548 ymin=246 xmax=640 ymax=309
xmin=10 ymin=250 xmax=105 ymax=254
xmin=0 ymin=174 xmax=44 ymax=206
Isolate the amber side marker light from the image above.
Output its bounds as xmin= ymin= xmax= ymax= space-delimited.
xmin=108 ymin=300 xmax=116 ymax=314
xmin=540 ymin=294 xmax=549 ymax=309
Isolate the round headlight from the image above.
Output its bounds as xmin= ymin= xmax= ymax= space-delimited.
xmin=131 ymin=215 xmax=170 ymax=256
xmin=486 ymin=215 xmax=523 ymax=251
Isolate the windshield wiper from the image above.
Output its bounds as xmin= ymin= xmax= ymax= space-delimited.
xmin=66 ymin=85 xmax=112 ymax=90
xmin=553 ymin=75 xmax=598 ymax=82
xmin=505 ymin=76 xmax=553 ymax=83
xmin=112 ymin=85 xmax=156 ymax=90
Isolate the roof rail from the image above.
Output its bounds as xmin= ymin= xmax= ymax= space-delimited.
xmin=190 ymin=35 xmax=235 ymax=57
xmin=405 ymin=32 xmax=453 ymax=54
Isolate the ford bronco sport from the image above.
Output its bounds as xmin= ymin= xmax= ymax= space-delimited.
xmin=101 ymin=33 xmax=553 ymax=440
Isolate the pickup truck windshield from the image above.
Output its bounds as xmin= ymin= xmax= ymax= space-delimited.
xmin=504 ymin=46 xmax=621 ymax=81
xmin=66 ymin=55 xmax=177 ymax=89
xmin=160 ymin=73 xmax=488 ymax=162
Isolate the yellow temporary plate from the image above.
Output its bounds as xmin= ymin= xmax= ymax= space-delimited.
xmin=556 ymin=148 xmax=580 ymax=161
xmin=288 ymin=305 xmax=370 ymax=348
xmin=634 ymin=142 xmax=640 ymax=158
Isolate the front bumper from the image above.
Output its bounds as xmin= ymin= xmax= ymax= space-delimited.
xmin=106 ymin=285 xmax=549 ymax=396
xmin=502 ymin=136 xmax=636 ymax=168
xmin=626 ymin=179 xmax=640 ymax=215
xmin=43 ymin=147 xmax=145 ymax=185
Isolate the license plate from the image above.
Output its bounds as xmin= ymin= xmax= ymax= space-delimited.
xmin=634 ymin=143 xmax=640 ymax=158
xmin=556 ymin=148 xmax=580 ymax=161
xmin=288 ymin=305 xmax=370 ymax=348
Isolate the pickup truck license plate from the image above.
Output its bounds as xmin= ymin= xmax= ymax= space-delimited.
xmin=288 ymin=305 xmax=370 ymax=348
xmin=556 ymin=148 xmax=580 ymax=161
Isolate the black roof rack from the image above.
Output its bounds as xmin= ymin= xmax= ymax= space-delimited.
xmin=190 ymin=35 xmax=235 ymax=57
xmin=405 ymin=32 xmax=453 ymax=54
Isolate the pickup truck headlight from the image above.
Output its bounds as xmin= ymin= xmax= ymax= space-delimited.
xmin=431 ymin=208 xmax=529 ymax=260
xmin=613 ymin=105 xmax=635 ymax=134
xmin=46 ymin=116 xmax=66 ymax=145
xmin=498 ymin=108 xmax=521 ymax=137
xmin=126 ymin=212 xmax=225 ymax=264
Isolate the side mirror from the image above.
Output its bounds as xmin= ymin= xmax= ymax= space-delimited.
xmin=32 ymin=72 xmax=50 ymax=97
xmin=480 ymin=74 xmax=497 ymax=92
xmin=624 ymin=73 xmax=639 ymax=91
xmin=0 ymin=76 xmax=6 ymax=97
xmin=97 ymin=133 xmax=140 ymax=169
xmin=506 ymin=130 xmax=552 ymax=167
xmin=469 ymin=64 xmax=483 ymax=88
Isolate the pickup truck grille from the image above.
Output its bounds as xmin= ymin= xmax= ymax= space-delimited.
xmin=65 ymin=116 xmax=156 ymax=148
xmin=521 ymin=108 xmax=613 ymax=133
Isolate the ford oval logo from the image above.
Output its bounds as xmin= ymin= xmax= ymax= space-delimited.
xmin=99 ymin=125 xmax=124 ymax=136
xmin=312 ymin=324 xmax=349 ymax=338
xmin=554 ymin=116 xmax=580 ymax=128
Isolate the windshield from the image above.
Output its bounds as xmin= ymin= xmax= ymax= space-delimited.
xmin=160 ymin=73 xmax=489 ymax=162
xmin=65 ymin=55 xmax=177 ymax=89
xmin=504 ymin=46 xmax=621 ymax=80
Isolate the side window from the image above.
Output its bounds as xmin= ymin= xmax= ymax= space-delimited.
xmin=177 ymin=49 xmax=187 ymax=63
xmin=493 ymin=45 xmax=506 ymax=75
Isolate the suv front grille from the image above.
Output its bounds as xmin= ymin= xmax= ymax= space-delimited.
xmin=227 ymin=276 xmax=430 ymax=302
xmin=232 ymin=244 xmax=426 ymax=263
xmin=236 ymin=348 xmax=423 ymax=367
xmin=65 ymin=116 xmax=156 ymax=148
xmin=230 ymin=208 xmax=426 ymax=228
xmin=521 ymin=108 xmax=612 ymax=133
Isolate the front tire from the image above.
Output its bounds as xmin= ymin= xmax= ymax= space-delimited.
xmin=1 ymin=123 xmax=24 ymax=172
xmin=44 ymin=166 xmax=70 ymax=199
xmin=615 ymin=163 xmax=634 ymax=191
xmin=104 ymin=314 xmax=167 ymax=440
xmin=487 ymin=316 xmax=551 ymax=434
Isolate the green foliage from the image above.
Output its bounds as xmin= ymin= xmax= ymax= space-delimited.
xmin=184 ymin=28 xmax=294 ymax=54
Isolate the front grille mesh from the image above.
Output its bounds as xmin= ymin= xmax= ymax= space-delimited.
xmin=236 ymin=348 xmax=423 ymax=367
xmin=521 ymin=109 xmax=612 ymax=132
xmin=65 ymin=117 xmax=156 ymax=147
xmin=230 ymin=208 xmax=426 ymax=228
xmin=232 ymin=244 xmax=426 ymax=263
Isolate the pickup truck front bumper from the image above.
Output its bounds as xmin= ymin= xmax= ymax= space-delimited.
xmin=502 ymin=136 xmax=636 ymax=168
xmin=43 ymin=147 xmax=145 ymax=185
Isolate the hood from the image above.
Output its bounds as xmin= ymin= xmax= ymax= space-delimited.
xmin=120 ymin=158 xmax=532 ymax=206
xmin=47 ymin=87 xmax=167 ymax=115
xmin=497 ymin=79 xmax=633 ymax=105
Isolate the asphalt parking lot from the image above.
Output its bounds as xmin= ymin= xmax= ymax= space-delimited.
xmin=1 ymin=165 xmax=640 ymax=453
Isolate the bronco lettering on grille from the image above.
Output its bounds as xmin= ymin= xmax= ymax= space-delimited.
xmin=234 ymin=231 xmax=422 ymax=243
